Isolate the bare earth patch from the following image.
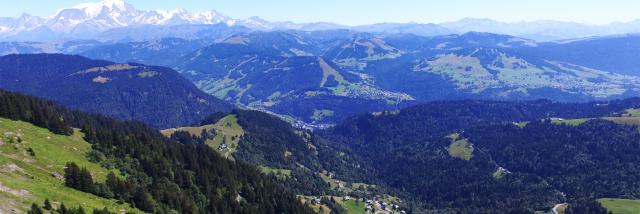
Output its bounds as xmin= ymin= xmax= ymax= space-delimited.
xmin=0 ymin=182 xmax=29 ymax=196
xmin=1 ymin=163 xmax=25 ymax=174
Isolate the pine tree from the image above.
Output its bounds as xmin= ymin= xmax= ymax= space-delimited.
xmin=93 ymin=207 xmax=111 ymax=214
xmin=27 ymin=203 xmax=43 ymax=214
xmin=79 ymin=167 xmax=94 ymax=192
xmin=43 ymin=199 xmax=52 ymax=210
xmin=64 ymin=162 xmax=80 ymax=188
xmin=59 ymin=203 xmax=68 ymax=214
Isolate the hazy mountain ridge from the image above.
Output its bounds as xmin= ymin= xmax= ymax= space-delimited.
xmin=3 ymin=0 xmax=640 ymax=42
xmin=58 ymin=30 xmax=640 ymax=124
xmin=173 ymin=31 xmax=414 ymax=124
xmin=441 ymin=18 xmax=640 ymax=41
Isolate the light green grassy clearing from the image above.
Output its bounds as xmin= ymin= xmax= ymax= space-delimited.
xmin=207 ymin=115 xmax=244 ymax=159
xmin=448 ymin=138 xmax=473 ymax=161
xmin=311 ymin=109 xmax=335 ymax=121
xmin=259 ymin=166 xmax=292 ymax=179
xmin=623 ymin=109 xmax=640 ymax=117
xmin=0 ymin=118 xmax=140 ymax=213
xmin=319 ymin=173 xmax=340 ymax=190
xmin=351 ymin=183 xmax=371 ymax=191
xmin=160 ymin=124 xmax=214 ymax=137
xmin=318 ymin=173 xmax=367 ymax=193
xmin=339 ymin=200 xmax=366 ymax=214
xmin=547 ymin=110 xmax=640 ymax=127
xmin=515 ymin=121 xmax=529 ymax=128
xmin=550 ymin=118 xmax=590 ymax=126
xmin=604 ymin=117 xmax=640 ymax=126
xmin=493 ymin=168 xmax=505 ymax=180
xmin=598 ymin=198 xmax=640 ymax=214
xmin=161 ymin=114 xmax=244 ymax=159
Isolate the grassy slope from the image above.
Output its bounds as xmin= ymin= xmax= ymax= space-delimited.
xmin=0 ymin=118 xmax=140 ymax=213
xmin=311 ymin=109 xmax=335 ymax=122
xmin=550 ymin=118 xmax=590 ymax=126
xmin=298 ymin=196 xmax=331 ymax=214
xmin=548 ymin=108 xmax=640 ymax=127
xmin=161 ymin=114 xmax=244 ymax=159
xmin=259 ymin=166 xmax=292 ymax=179
xmin=598 ymin=198 xmax=640 ymax=214
xmin=339 ymin=200 xmax=366 ymax=214
xmin=493 ymin=168 xmax=505 ymax=179
xmin=623 ymin=109 xmax=640 ymax=117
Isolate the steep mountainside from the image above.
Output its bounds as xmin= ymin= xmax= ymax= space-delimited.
xmin=0 ymin=54 xmax=232 ymax=128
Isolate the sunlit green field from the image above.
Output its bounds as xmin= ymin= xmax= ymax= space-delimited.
xmin=598 ymin=198 xmax=640 ymax=214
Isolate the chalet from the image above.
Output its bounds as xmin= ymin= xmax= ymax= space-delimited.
xmin=218 ymin=143 xmax=228 ymax=151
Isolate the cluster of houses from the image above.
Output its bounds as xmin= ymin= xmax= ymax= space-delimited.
xmin=308 ymin=195 xmax=405 ymax=214
xmin=364 ymin=197 xmax=405 ymax=214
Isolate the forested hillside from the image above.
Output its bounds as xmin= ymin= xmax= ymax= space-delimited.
xmin=320 ymin=99 xmax=640 ymax=213
xmin=0 ymin=89 xmax=312 ymax=213
xmin=0 ymin=54 xmax=232 ymax=128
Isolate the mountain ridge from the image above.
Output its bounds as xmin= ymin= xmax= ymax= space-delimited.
xmin=63 ymin=30 xmax=640 ymax=124
xmin=0 ymin=54 xmax=233 ymax=128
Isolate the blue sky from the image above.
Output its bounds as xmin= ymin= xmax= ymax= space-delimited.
xmin=1 ymin=0 xmax=639 ymax=25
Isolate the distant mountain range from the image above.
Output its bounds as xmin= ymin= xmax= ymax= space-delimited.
xmin=440 ymin=18 xmax=640 ymax=41
xmin=2 ymin=0 xmax=640 ymax=42
xmin=71 ymin=31 xmax=640 ymax=124
xmin=3 ymin=0 xmax=640 ymax=125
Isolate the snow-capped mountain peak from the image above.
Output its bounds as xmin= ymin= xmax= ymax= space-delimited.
xmin=0 ymin=0 xmax=240 ymax=39
xmin=72 ymin=0 xmax=134 ymax=18
xmin=0 ymin=0 xmax=348 ymax=41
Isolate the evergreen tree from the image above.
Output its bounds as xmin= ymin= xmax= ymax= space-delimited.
xmin=59 ymin=203 xmax=68 ymax=214
xmin=43 ymin=199 xmax=52 ymax=210
xmin=27 ymin=203 xmax=43 ymax=214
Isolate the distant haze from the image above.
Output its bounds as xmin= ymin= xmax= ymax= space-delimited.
xmin=1 ymin=0 xmax=640 ymax=26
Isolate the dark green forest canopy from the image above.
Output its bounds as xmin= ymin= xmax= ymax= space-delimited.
xmin=320 ymin=98 xmax=640 ymax=213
